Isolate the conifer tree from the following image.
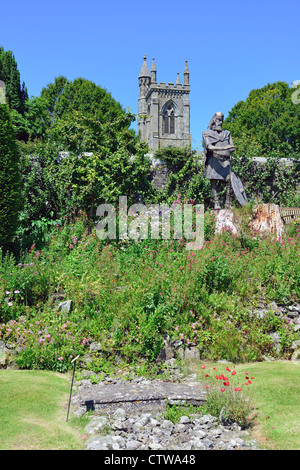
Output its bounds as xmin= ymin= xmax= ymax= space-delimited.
xmin=0 ymin=46 xmax=28 ymax=140
xmin=0 ymin=103 xmax=20 ymax=245
xmin=0 ymin=46 xmax=28 ymax=114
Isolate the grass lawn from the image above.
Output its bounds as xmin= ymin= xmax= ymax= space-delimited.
xmin=0 ymin=369 xmax=86 ymax=450
xmin=190 ymin=360 xmax=300 ymax=450
xmin=0 ymin=361 xmax=299 ymax=450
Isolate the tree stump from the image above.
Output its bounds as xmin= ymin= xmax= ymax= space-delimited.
xmin=249 ymin=204 xmax=284 ymax=237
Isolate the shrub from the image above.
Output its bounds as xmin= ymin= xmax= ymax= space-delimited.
xmin=0 ymin=310 xmax=88 ymax=372
xmin=0 ymin=210 xmax=298 ymax=371
xmin=151 ymin=147 xmax=212 ymax=207
xmin=198 ymin=364 xmax=255 ymax=429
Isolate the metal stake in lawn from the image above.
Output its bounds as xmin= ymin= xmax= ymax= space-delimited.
xmin=66 ymin=354 xmax=80 ymax=422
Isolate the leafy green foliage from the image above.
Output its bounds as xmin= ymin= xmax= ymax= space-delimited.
xmin=163 ymin=402 xmax=203 ymax=424
xmin=16 ymin=141 xmax=60 ymax=248
xmin=154 ymin=146 xmax=193 ymax=168
xmin=50 ymin=77 xmax=127 ymax=124
xmin=0 ymin=104 xmax=20 ymax=246
xmin=222 ymin=82 xmax=300 ymax=206
xmin=1 ymin=311 xmax=87 ymax=372
xmin=38 ymin=112 xmax=152 ymax=217
xmin=224 ymin=81 xmax=300 ymax=155
xmin=0 ymin=46 xmax=28 ymax=140
xmin=198 ymin=364 xmax=255 ymax=429
xmin=0 ymin=47 xmax=28 ymax=114
xmin=0 ymin=212 xmax=298 ymax=374
xmin=23 ymin=76 xmax=132 ymax=142
xmin=151 ymin=146 xmax=212 ymax=207
xmin=17 ymin=77 xmax=152 ymax=238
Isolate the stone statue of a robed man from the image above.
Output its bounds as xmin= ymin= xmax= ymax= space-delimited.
xmin=202 ymin=111 xmax=248 ymax=210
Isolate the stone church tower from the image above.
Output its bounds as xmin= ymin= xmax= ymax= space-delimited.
xmin=138 ymin=56 xmax=191 ymax=151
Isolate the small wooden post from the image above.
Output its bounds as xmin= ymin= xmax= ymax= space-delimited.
xmin=66 ymin=354 xmax=80 ymax=422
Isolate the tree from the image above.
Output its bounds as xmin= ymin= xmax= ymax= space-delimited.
xmin=41 ymin=111 xmax=152 ymax=217
xmin=20 ymin=77 xmax=152 ymax=223
xmin=223 ymin=81 xmax=300 ymax=156
xmin=50 ymin=77 xmax=127 ymax=124
xmin=222 ymin=82 xmax=300 ymax=205
xmin=0 ymin=104 xmax=20 ymax=245
xmin=23 ymin=76 xmax=132 ymax=142
xmin=0 ymin=46 xmax=28 ymax=140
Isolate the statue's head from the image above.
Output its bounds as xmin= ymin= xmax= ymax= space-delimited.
xmin=208 ymin=112 xmax=224 ymax=131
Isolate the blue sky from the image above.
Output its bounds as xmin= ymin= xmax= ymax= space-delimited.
xmin=1 ymin=0 xmax=299 ymax=149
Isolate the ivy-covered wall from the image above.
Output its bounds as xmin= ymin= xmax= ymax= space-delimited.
xmin=148 ymin=147 xmax=300 ymax=208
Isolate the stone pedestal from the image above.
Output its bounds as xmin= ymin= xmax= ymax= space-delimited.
xmin=214 ymin=209 xmax=238 ymax=235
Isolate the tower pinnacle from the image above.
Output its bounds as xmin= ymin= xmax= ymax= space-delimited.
xmin=184 ymin=60 xmax=189 ymax=85
xmin=139 ymin=55 xmax=151 ymax=78
xmin=151 ymin=57 xmax=157 ymax=83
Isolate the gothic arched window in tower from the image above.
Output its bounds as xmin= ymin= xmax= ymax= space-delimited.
xmin=162 ymin=101 xmax=176 ymax=135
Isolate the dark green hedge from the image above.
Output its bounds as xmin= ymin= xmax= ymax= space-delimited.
xmin=0 ymin=104 xmax=20 ymax=245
